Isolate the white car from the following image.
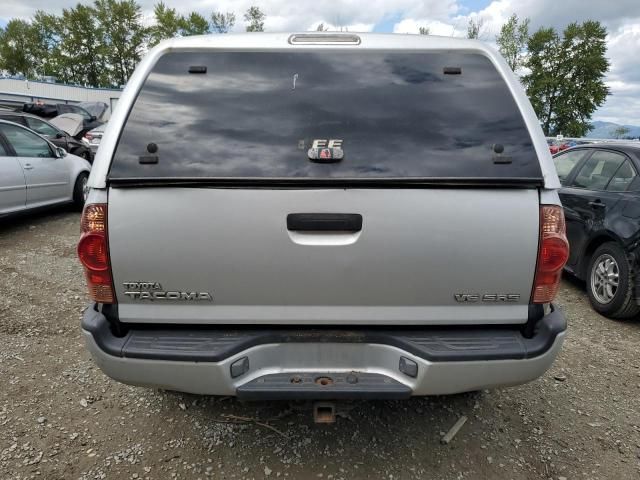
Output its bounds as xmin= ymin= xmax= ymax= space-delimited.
xmin=0 ymin=119 xmax=91 ymax=216
xmin=83 ymin=124 xmax=105 ymax=156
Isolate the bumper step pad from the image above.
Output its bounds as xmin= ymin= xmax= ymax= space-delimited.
xmin=82 ymin=304 xmax=566 ymax=363
xmin=236 ymin=372 xmax=412 ymax=401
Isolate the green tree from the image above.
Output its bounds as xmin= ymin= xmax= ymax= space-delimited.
xmin=0 ymin=19 xmax=39 ymax=77
xmin=56 ymin=4 xmax=107 ymax=86
xmin=148 ymin=2 xmax=183 ymax=46
xmin=211 ymin=11 xmax=236 ymax=33
xmin=182 ymin=12 xmax=210 ymax=36
xmin=466 ymin=18 xmax=484 ymax=39
xmin=611 ymin=126 xmax=630 ymax=139
xmin=0 ymin=0 xmax=150 ymax=86
xmin=523 ymin=21 xmax=610 ymax=137
xmin=496 ymin=14 xmax=530 ymax=72
xmin=95 ymin=0 xmax=146 ymax=87
xmin=0 ymin=12 xmax=63 ymax=80
xmin=244 ymin=6 xmax=265 ymax=32
xmin=31 ymin=11 xmax=63 ymax=78
xmin=149 ymin=3 xmax=214 ymax=46
xmin=418 ymin=26 xmax=429 ymax=35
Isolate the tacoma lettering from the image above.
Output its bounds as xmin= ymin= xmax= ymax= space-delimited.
xmin=124 ymin=291 xmax=213 ymax=301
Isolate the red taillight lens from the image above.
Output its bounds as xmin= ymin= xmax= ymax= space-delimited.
xmin=84 ymin=133 xmax=93 ymax=140
xmin=78 ymin=204 xmax=114 ymax=303
xmin=78 ymin=234 xmax=109 ymax=270
xmin=532 ymin=205 xmax=570 ymax=303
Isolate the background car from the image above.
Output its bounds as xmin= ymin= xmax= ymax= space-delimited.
xmin=0 ymin=111 xmax=93 ymax=162
xmin=553 ymin=144 xmax=640 ymax=318
xmin=83 ymin=124 xmax=105 ymax=156
xmin=22 ymin=101 xmax=107 ymax=139
xmin=0 ymin=119 xmax=91 ymax=216
xmin=71 ymin=102 xmax=109 ymax=122
xmin=547 ymin=138 xmax=570 ymax=154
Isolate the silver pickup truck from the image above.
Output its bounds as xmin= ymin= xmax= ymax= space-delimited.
xmin=78 ymin=33 xmax=569 ymax=403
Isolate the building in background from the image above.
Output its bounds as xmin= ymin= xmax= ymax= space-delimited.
xmin=0 ymin=78 xmax=122 ymax=120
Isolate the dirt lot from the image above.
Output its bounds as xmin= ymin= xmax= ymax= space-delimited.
xmin=1 ymin=209 xmax=639 ymax=480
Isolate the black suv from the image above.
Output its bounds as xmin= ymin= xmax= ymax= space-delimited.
xmin=553 ymin=143 xmax=640 ymax=318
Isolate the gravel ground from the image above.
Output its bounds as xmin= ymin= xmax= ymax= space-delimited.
xmin=1 ymin=209 xmax=639 ymax=480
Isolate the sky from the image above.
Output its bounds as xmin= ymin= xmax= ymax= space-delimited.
xmin=1 ymin=0 xmax=639 ymax=125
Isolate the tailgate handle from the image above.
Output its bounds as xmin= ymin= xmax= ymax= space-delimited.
xmin=287 ymin=213 xmax=362 ymax=232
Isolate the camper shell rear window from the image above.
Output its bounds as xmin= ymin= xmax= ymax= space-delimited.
xmin=109 ymin=50 xmax=542 ymax=184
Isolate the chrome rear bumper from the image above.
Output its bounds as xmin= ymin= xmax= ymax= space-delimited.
xmin=82 ymin=305 xmax=566 ymax=398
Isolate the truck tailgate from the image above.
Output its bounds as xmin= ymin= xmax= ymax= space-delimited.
xmin=108 ymin=187 xmax=539 ymax=325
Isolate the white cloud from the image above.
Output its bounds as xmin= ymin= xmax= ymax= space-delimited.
xmin=0 ymin=0 xmax=458 ymax=28
xmin=594 ymin=23 xmax=640 ymax=125
xmin=607 ymin=23 xmax=640 ymax=84
xmin=450 ymin=0 xmax=512 ymax=39
xmin=603 ymin=93 xmax=640 ymax=125
xmin=393 ymin=18 xmax=461 ymax=36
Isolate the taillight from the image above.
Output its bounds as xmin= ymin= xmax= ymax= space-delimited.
xmin=78 ymin=204 xmax=114 ymax=303
xmin=84 ymin=133 xmax=93 ymax=140
xmin=532 ymin=205 xmax=569 ymax=303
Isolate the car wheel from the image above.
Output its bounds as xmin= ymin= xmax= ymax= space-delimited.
xmin=72 ymin=172 xmax=89 ymax=211
xmin=587 ymin=242 xmax=640 ymax=319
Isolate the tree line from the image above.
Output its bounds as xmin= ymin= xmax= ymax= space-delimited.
xmin=0 ymin=1 xmax=266 ymax=88
xmin=0 ymin=3 xmax=609 ymax=137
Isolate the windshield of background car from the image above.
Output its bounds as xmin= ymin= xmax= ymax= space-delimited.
xmin=79 ymin=102 xmax=108 ymax=119
xmin=109 ymin=51 xmax=542 ymax=182
xmin=57 ymin=104 xmax=91 ymax=120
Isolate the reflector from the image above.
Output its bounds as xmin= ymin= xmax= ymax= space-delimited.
xmin=78 ymin=234 xmax=109 ymax=271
